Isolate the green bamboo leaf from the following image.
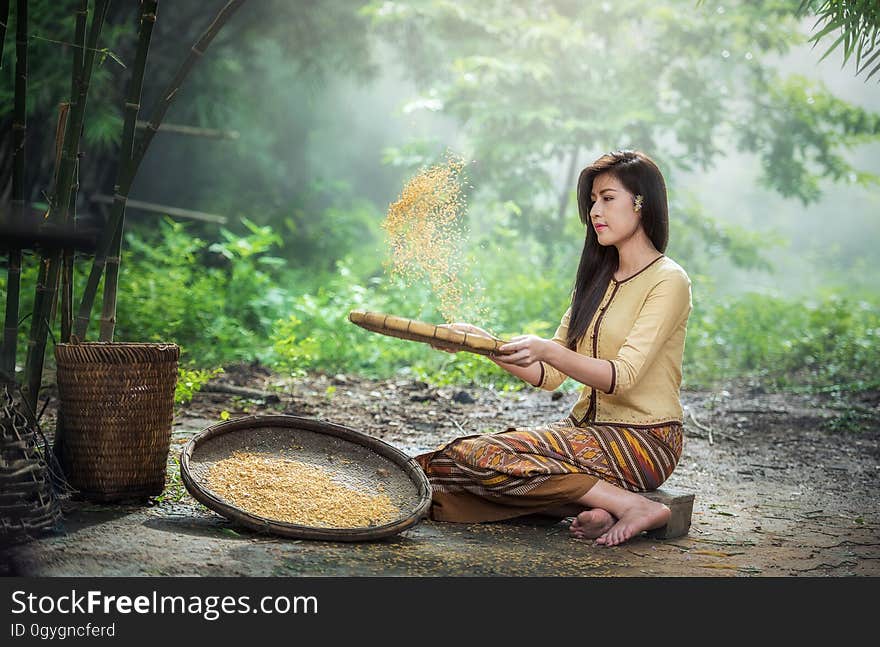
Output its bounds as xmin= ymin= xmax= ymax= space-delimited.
xmin=843 ymin=24 xmax=854 ymax=61
xmin=855 ymin=48 xmax=880 ymax=74
xmin=817 ymin=33 xmax=846 ymax=63
xmin=100 ymin=47 xmax=126 ymax=69
xmin=808 ymin=19 xmax=844 ymax=46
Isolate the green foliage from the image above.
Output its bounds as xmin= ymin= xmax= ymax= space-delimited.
xmin=365 ymin=0 xmax=880 ymax=252
xmin=175 ymin=366 xmax=224 ymax=405
xmin=114 ymin=218 xmax=289 ymax=366
xmin=3 ymin=0 xmax=878 ymax=412
xmin=279 ymin=182 xmax=385 ymax=274
xmin=667 ymin=191 xmax=781 ymax=284
xmin=269 ymin=260 xmax=450 ymax=379
xmin=155 ymin=457 xmax=188 ymax=504
xmin=736 ymin=73 xmax=880 ymax=203
xmin=797 ymin=0 xmax=880 ymax=81
xmin=130 ymin=2 xmax=386 ymax=272
xmin=6 ymin=216 xmax=876 ymax=400
xmin=1 ymin=1 xmax=135 ymax=152
xmin=0 ymin=257 xmax=38 ymax=376
xmin=684 ymin=291 xmax=880 ymax=392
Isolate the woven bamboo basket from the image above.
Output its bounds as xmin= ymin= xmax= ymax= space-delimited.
xmin=349 ymin=309 xmax=510 ymax=356
xmin=181 ymin=415 xmax=432 ymax=541
xmin=54 ymin=342 xmax=179 ymax=502
xmin=0 ymin=380 xmax=62 ymax=545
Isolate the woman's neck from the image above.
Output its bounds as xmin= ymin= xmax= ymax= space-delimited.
xmin=615 ymin=232 xmax=662 ymax=279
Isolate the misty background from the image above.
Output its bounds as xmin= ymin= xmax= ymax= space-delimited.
xmin=131 ymin=4 xmax=880 ymax=298
xmin=690 ymin=22 xmax=880 ymax=299
xmin=2 ymin=0 xmax=878 ymax=398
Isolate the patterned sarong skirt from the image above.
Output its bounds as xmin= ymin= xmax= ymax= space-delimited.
xmin=415 ymin=418 xmax=683 ymax=523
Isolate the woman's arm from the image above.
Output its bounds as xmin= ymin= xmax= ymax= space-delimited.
xmin=498 ymin=336 xmax=613 ymax=393
xmin=433 ymin=323 xmax=544 ymax=387
xmin=488 ymin=354 xmax=544 ymax=387
xmin=500 ymin=274 xmax=692 ymax=394
xmin=607 ymin=276 xmax=691 ymax=394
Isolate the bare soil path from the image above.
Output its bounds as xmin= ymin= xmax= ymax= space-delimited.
xmin=5 ymin=367 xmax=879 ymax=577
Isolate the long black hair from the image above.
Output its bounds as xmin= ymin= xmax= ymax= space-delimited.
xmin=566 ymin=150 xmax=669 ymax=349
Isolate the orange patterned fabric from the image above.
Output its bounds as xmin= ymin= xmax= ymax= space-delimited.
xmin=416 ymin=418 xmax=682 ymax=516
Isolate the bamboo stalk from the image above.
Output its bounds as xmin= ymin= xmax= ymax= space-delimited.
xmin=22 ymin=0 xmax=109 ymax=412
xmin=70 ymin=1 xmax=87 ymax=100
xmin=34 ymin=103 xmax=71 ymax=348
xmin=132 ymin=0 xmax=246 ymax=171
xmin=0 ymin=0 xmax=9 ymax=70
xmin=90 ymin=194 xmax=228 ymax=224
xmin=59 ymin=161 xmax=77 ymax=342
xmin=98 ymin=0 xmax=158 ymax=342
xmin=135 ymin=120 xmax=240 ymax=140
xmin=1 ymin=249 xmax=21 ymax=377
xmin=1 ymin=0 xmax=27 ymax=380
xmin=76 ymin=0 xmax=246 ymax=341
xmin=60 ymin=0 xmax=88 ymax=344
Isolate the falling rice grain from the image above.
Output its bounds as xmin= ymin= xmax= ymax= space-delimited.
xmin=383 ymin=154 xmax=485 ymax=322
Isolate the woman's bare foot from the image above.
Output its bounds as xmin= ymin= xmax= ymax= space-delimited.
xmin=569 ymin=508 xmax=615 ymax=540
xmin=594 ymin=499 xmax=670 ymax=547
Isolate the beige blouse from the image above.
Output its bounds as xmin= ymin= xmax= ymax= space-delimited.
xmin=537 ymin=255 xmax=692 ymax=427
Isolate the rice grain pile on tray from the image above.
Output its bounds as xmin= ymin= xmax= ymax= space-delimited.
xmin=207 ymin=451 xmax=400 ymax=528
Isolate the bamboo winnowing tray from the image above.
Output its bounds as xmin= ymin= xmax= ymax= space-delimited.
xmin=348 ymin=310 xmax=510 ymax=357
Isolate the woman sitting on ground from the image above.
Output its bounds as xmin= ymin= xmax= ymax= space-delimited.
xmin=418 ymin=149 xmax=693 ymax=547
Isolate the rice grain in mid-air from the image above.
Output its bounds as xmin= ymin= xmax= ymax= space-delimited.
xmin=383 ymin=155 xmax=484 ymax=322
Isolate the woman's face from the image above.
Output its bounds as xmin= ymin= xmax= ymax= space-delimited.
xmin=588 ymin=173 xmax=641 ymax=247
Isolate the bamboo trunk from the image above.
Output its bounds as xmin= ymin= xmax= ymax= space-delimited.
xmin=1 ymin=0 xmax=27 ymax=380
xmin=97 ymin=0 xmax=158 ymax=342
xmin=135 ymin=120 xmax=240 ymax=140
xmin=77 ymin=0 xmax=246 ymax=342
xmin=90 ymin=194 xmax=228 ymax=224
xmin=22 ymin=0 xmax=109 ymax=413
xmin=30 ymin=102 xmax=71 ymax=364
xmin=60 ymin=0 xmax=88 ymax=344
xmin=0 ymin=0 xmax=9 ymax=70
xmin=132 ymin=0 xmax=247 ymax=170
xmin=1 ymin=250 xmax=21 ymax=379
xmin=60 ymin=201 xmax=75 ymax=341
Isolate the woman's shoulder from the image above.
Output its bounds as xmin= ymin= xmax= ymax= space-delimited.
xmin=652 ymin=257 xmax=693 ymax=312
xmin=654 ymin=255 xmax=691 ymax=285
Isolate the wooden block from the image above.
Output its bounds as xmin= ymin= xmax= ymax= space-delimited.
xmin=641 ymin=487 xmax=695 ymax=539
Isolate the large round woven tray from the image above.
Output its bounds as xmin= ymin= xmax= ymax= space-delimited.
xmin=180 ymin=415 xmax=432 ymax=541
xmin=349 ymin=309 xmax=509 ymax=357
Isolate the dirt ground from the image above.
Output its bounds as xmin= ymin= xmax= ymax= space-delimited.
xmin=4 ymin=365 xmax=879 ymax=577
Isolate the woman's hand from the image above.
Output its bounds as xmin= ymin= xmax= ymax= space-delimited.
xmin=496 ymin=335 xmax=553 ymax=367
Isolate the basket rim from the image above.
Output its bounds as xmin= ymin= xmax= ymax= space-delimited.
xmin=55 ymin=341 xmax=179 ymax=345
xmin=55 ymin=341 xmax=180 ymax=364
xmin=180 ymin=414 xmax=433 ymax=542
xmin=55 ymin=341 xmax=180 ymax=350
